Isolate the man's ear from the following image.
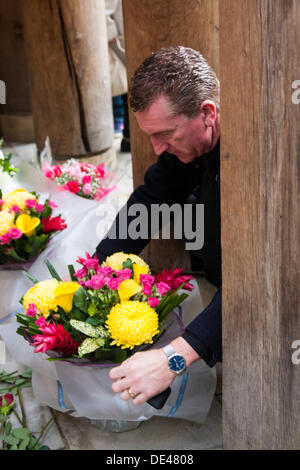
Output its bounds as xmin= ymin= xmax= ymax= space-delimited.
xmin=200 ymin=100 xmax=217 ymax=127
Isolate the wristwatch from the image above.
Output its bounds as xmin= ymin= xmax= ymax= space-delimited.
xmin=162 ymin=344 xmax=186 ymax=375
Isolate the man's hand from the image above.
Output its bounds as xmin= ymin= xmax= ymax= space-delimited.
xmin=109 ymin=337 xmax=201 ymax=406
xmin=109 ymin=348 xmax=175 ymax=406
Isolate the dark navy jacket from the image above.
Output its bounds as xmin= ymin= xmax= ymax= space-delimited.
xmin=96 ymin=140 xmax=222 ymax=367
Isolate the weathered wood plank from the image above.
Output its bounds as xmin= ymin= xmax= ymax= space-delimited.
xmin=22 ymin=0 xmax=113 ymax=157
xmin=220 ymin=0 xmax=300 ymax=449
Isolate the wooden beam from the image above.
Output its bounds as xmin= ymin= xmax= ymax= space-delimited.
xmin=122 ymin=0 xmax=219 ymax=272
xmin=220 ymin=0 xmax=300 ymax=449
xmin=22 ymin=0 xmax=113 ymax=158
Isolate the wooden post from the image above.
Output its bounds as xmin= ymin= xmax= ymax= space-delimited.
xmin=220 ymin=0 xmax=300 ymax=449
xmin=22 ymin=0 xmax=114 ymax=158
xmin=122 ymin=0 xmax=219 ymax=272
xmin=0 ymin=0 xmax=34 ymax=141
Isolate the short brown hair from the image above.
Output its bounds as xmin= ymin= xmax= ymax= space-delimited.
xmin=129 ymin=46 xmax=219 ymax=118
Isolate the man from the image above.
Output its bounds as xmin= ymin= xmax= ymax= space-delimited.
xmin=96 ymin=46 xmax=221 ymax=406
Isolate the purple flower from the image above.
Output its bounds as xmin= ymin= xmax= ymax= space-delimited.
xmin=7 ymin=228 xmax=22 ymax=240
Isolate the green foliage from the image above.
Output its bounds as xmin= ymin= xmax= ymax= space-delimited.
xmin=0 ymin=139 xmax=18 ymax=177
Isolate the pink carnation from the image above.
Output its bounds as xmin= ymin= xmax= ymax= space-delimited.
xmin=0 ymin=233 xmax=11 ymax=245
xmin=48 ymin=200 xmax=58 ymax=209
xmin=7 ymin=228 xmax=22 ymax=240
xmin=96 ymin=163 xmax=106 ymax=178
xmin=82 ymin=175 xmax=92 ymax=185
xmin=9 ymin=205 xmax=21 ymax=213
xmin=116 ymin=268 xmax=132 ymax=281
xmin=43 ymin=163 xmax=55 ymax=180
xmin=147 ymin=297 xmax=160 ymax=308
xmin=142 ymin=283 xmax=153 ymax=296
xmin=74 ymin=267 xmax=88 ymax=279
xmin=52 ymin=165 xmax=62 ymax=177
xmin=106 ymin=276 xmax=120 ymax=290
xmin=83 ymin=183 xmax=92 ymax=196
xmin=64 ymin=180 xmax=80 ymax=193
xmin=77 ymin=252 xmax=99 ymax=270
xmin=25 ymin=199 xmax=37 ymax=209
xmin=85 ymin=274 xmax=105 ymax=290
xmin=156 ymin=282 xmax=171 ymax=296
xmin=96 ymin=266 xmax=114 ymax=276
xmin=35 ymin=204 xmax=44 ymax=212
xmin=140 ymin=274 xmax=155 ymax=287
xmin=26 ymin=303 xmax=37 ymax=317
xmin=0 ymin=199 xmax=3 ymax=207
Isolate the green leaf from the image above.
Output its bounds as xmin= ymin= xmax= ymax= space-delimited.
xmin=122 ymin=258 xmax=134 ymax=272
xmin=93 ymin=347 xmax=127 ymax=363
xmin=68 ymin=264 xmax=76 ymax=281
xmin=18 ymin=436 xmax=30 ymax=450
xmin=45 ymin=259 xmax=62 ymax=281
xmin=73 ymin=287 xmax=90 ymax=313
xmin=70 ymin=319 xmax=110 ymax=339
xmin=22 ymin=270 xmax=39 ymax=284
xmin=12 ymin=428 xmax=31 ymax=439
xmin=87 ymin=302 xmax=97 ymax=317
xmin=78 ymin=337 xmax=106 ymax=357
xmin=20 ymin=369 xmax=32 ymax=379
xmin=2 ymin=434 xmax=20 ymax=446
xmin=37 ymin=445 xmax=51 ymax=450
xmin=4 ymin=421 xmax=12 ymax=436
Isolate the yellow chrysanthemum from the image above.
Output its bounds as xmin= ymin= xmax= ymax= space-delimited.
xmin=0 ymin=210 xmax=15 ymax=236
xmin=118 ymin=279 xmax=142 ymax=303
xmin=103 ymin=252 xmax=150 ymax=272
xmin=53 ymin=281 xmax=81 ymax=313
xmin=2 ymin=189 xmax=37 ymax=211
xmin=16 ymin=214 xmax=40 ymax=237
xmin=106 ymin=300 xmax=159 ymax=350
xmin=23 ymin=279 xmax=60 ymax=319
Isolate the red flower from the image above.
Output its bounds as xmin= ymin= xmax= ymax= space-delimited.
xmin=0 ymin=393 xmax=14 ymax=407
xmin=64 ymin=180 xmax=80 ymax=193
xmin=33 ymin=321 xmax=79 ymax=355
xmin=155 ymin=268 xmax=194 ymax=293
xmin=0 ymin=393 xmax=15 ymax=415
xmin=41 ymin=216 xmax=67 ymax=233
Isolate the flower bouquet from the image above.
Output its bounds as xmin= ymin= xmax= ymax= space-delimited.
xmin=42 ymin=159 xmax=115 ymax=201
xmin=0 ymin=188 xmax=67 ymax=266
xmin=16 ymin=252 xmax=194 ymax=364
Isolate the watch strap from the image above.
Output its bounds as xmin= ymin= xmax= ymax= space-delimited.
xmin=162 ymin=344 xmax=176 ymax=358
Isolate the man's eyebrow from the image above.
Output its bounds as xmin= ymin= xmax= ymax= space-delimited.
xmin=151 ymin=128 xmax=175 ymax=136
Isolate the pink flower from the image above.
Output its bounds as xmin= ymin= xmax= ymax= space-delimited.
xmin=64 ymin=180 xmax=80 ymax=193
xmin=0 ymin=199 xmax=3 ymax=207
xmin=26 ymin=303 xmax=37 ymax=317
xmin=9 ymin=205 xmax=21 ymax=213
xmin=82 ymin=183 xmax=92 ymax=196
xmin=106 ymin=276 xmax=120 ymax=290
xmin=48 ymin=200 xmax=58 ymax=209
xmin=140 ymin=274 xmax=155 ymax=287
xmin=53 ymin=165 xmax=62 ymax=177
xmin=156 ymin=282 xmax=171 ymax=296
xmin=35 ymin=317 xmax=47 ymax=328
xmin=67 ymin=163 xmax=83 ymax=180
xmin=77 ymin=253 xmax=99 ymax=270
xmin=85 ymin=274 xmax=105 ymax=290
xmin=25 ymin=199 xmax=37 ymax=209
xmin=43 ymin=163 xmax=55 ymax=180
xmin=7 ymin=228 xmax=22 ymax=240
xmin=82 ymin=175 xmax=92 ymax=185
xmin=96 ymin=163 xmax=106 ymax=178
xmin=116 ymin=268 xmax=132 ymax=281
xmin=35 ymin=204 xmax=44 ymax=213
xmin=147 ymin=297 xmax=160 ymax=308
xmin=74 ymin=267 xmax=88 ymax=279
xmin=80 ymin=162 xmax=93 ymax=173
xmin=33 ymin=321 xmax=79 ymax=355
xmin=96 ymin=266 xmax=114 ymax=276
xmin=155 ymin=268 xmax=194 ymax=293
xmin=0 ymin=233 xmax=11 ymax=245
xmin=142 ymin=283 xmax=153 ymax=296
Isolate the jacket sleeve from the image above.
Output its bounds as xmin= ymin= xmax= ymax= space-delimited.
xmin=96 ymin=152 xmax=196 ymax=262
xmin=182 ymin=288 xmax=222 ymax=366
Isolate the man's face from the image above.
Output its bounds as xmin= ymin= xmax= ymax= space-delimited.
xmin=134 ymin=95 xmax=216 ymax=164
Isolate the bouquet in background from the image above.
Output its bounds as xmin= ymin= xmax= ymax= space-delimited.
xmin=0 ymin=139 xmax=18 ymax=178
xmin=16 ymin=252 xmax=194 ymax=363
xmin=42 ymin=159 xmax=115 ymax=201
xmin=0 ymin=188 xmax=67 ymax=265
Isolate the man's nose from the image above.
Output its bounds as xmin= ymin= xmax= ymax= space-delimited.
xmin=150 ymin=136 xmax=169 ymax=155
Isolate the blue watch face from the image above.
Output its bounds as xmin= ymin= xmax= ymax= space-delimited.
xmin=169 ymin=354 xmax=186 ymax=373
